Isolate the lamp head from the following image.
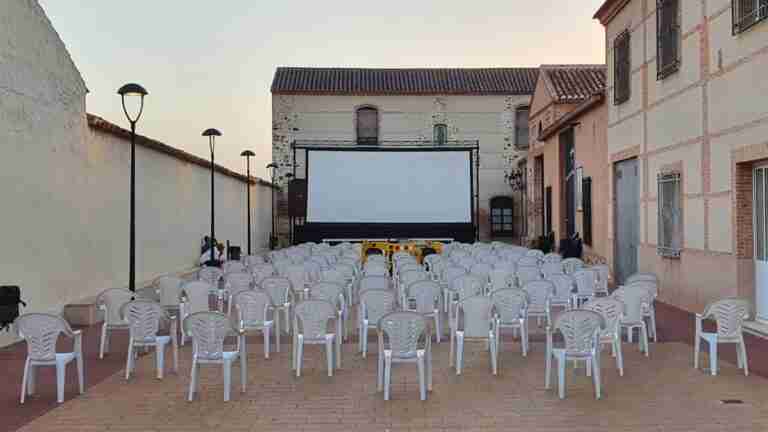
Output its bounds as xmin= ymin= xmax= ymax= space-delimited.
xmin=266 ymin=163 xmax=278 ymax=169
xmin=240 ymin=150 xmax=255 ymax=157
xmin=117 ymin=83 xmax=148 ymax=124
xmin=202 ymin=128 xmax=222 ymax=137
xmin=284 ymin=173 xmax=294 ymax=179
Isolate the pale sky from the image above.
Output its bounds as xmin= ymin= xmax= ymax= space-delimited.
xmin=39 ymin=0 xmax=606 ymax=179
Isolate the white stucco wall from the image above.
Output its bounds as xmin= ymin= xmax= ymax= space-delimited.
xmin=272 ymin=93 xmax=531 ymax=240
xmin=0 ymin=0 xmax=273 ymax=346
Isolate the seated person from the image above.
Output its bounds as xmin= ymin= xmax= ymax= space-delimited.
xmin=199 ymin=241 xmax=225 ymax=266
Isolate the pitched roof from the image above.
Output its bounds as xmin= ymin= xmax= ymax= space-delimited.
xmin=593 ymin=0 xmax=631 ymax=25
xmin=271 ymin=67 xmax=539 ymax=96
xmin=539 ymin=65 xmax=607 ymax=104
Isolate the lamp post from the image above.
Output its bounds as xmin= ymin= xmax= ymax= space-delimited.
xmin=203 ymin=128 xmax=222 ymax=263
xmin=117 ymin=83 xmax=148 ymax=292
xmin=241 ymin=150 xmax=255 ymax=255
xmin=266 ymin=163 xmax=278 ymax=249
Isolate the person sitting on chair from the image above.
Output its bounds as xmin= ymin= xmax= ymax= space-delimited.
xmin=199 ymin=240 xmax=225 ymax=267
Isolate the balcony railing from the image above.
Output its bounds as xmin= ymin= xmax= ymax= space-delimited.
xmin=292 ymin=139 xmax=479 ymax=150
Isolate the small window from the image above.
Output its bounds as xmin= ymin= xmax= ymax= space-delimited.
xmin=515 ymin=106 xmax=530 ymax=149
xmin=490 ymin=196 xmax=514 ymax=237
xmin=582 ymin=177 xmax=593 ymax=246
xmin=657 ymin=172 xmax=682 ymax=257
xmin=545 ymin=186 xmax=553 ymax=235
xmin=733 ymin=0 xmax=768 ymax=35
xmin=614 ymin=30 xmax=631 ymax=105
xmin=433 ymin=124 xmax=447 ymax=145
xmin=656 ymin=0 xmax=680 ymax=80
xmin=356 ymin=106 xmax=378 ymax=145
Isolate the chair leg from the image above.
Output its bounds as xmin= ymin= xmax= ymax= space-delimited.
xmin=740 ymin=338 xmax=749 ymax=376
xmin=377 ymin=350 xmax=384 ymax=391
xmin=188 ymin=359 xmax=197 ymax=401
xmin=20 ymin=358 xmax=30 ymax=404
xmin=56 ymin=363 xmax=66 ymax=403
xmin=449 ymin=329 xmax=455 ymax=367
xmin=456 ymin=333 xmax=464 ymax=375
xmin=650 ymin=309 xmax=658 ymax=342
xmin=275 ymin=313 xmax=281 ymax=353
xmin=557 ymin=353 xmax=566 ymax=399
xmin=641 ymin=324 xmax=650 ymax=357
xmin=427 ymin=348 xmax=433 ymax=391
xmin=384 ymin=354 xmax=392 ymax=401
xmin=125 ymin=341 xmax=134 ymax=380
xmin=545 ymin=350 xmax=552 ymax=390
xmin=223 ymin=361 xmax=232 ymax=402
xmin=417 ymin=354 xmax=427 ymax=401
xmin=326 ymin=338 xmax=335 ymax=377
xmin=361 ymin=323 xmax=368 ymax=358
xmin=708 ymin=337 xmax=718 ymax=376
xmin=100 ymin=324 xmax=108 ymax=359
xmin=156 ymin=343 xmax=165 ymax=379
xmin=27 ymin=363 xmax=36 ymax=396
xmin=586 ymin=358 xmax=592 ymax=377
xmin=615 ymin=338 xmax=624 ymax=376
xmin=694 ymin=333 xmax=701 ymax=370
xmin=296 ymin=338 xmax=304 ymax=377
xmin=593 ymin=354 xmax=602 ymax=400
xmin=434 ymin=313 xmax=441 ymax=343
xmin=490 ymin=336 xmax=498 ymax=376
xmin=264 ymin=327 xmax=271 ymax=359
xmin=626 ymin=326 xmax=633 ymax=344
xmin=522 ymin=321 xmax=529 ymax=357
xmin=240 ymin=337 xmax=247 ymax=393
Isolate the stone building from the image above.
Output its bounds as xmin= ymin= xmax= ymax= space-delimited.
xmin=595 ymin=0 xmax=768 ymax=325
xmin=270 ymin=67 xmax=538 ymax=242
xmin=525 ymin=65 xmax=608 ymax=265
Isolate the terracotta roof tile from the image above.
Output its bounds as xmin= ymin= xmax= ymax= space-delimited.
xmin=271 ymin=67 xmax=539 ymax=95
xmin=540 ymin=65 xmax=607 ymax=103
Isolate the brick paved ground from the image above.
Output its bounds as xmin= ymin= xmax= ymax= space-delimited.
xmin=12 ymin=325 xmax=768 ymax=432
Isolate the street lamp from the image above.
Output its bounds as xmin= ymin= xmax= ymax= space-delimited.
xmin=203 ymin=128 xmax=222 ymax=264
xmin=117 ymin=83 xmax=148 ymax=292
xmin=266 ymin=163 xmax=278 ymax=249
xmin=240 ymin=150 xmax=255 ymax=255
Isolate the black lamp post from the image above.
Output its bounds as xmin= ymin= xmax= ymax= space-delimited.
xmin=241 ymin=150 xmax=255 ymax=255
xmin=266 ymin=163 xmax=278 ymax=250
xmin=117 ymin=83 xmax=148 ymax=292
xmin=203 ymin=128 xmax=222 ymax=264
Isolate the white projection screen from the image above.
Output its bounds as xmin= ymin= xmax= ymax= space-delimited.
xmin=306 ymin=150 xmax=472 ymax=223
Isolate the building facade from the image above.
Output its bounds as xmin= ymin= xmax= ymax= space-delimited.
xmin=595 ymin=0 xmax=768 ymax=320
xmin=270 ymin=67 xmax=538 ymax=242
xmin=525 ymin=65 xmax=609 ymax=265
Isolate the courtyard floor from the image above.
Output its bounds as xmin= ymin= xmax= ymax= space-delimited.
xmin=5 ymin=316 xmax=768 ymax=432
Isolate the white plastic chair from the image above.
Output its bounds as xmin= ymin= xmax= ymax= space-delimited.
xmin=547 ymin=273 xmax=576 ymax=311
xmin=488 ymin=269 xmax=515 ymax=293
xmin=625 ymin=272 xmax=658 ymax=286
xmin=406 ymin=280 xmax=443 ymax=343
xmin=398 ymin=269 xmax=429 ymax=307
xmin=292 ymin=300 xmax=341 ymax=376
xmin=184 ymin=312 xmax=246 ymax=402
xmin=364 ymin=262 xmax=389 ymax=277
xmin=17 ymin=313 xmax=84 ymax=404
xmin=491 ymin=288 xmax=529 ymax=358
xmin=223 ymin=261 xmax=246 ymax=274
xmin=469 ymin=262 xmax=493 ymax=285
xmin=522 ymin=280 xmax=554 ymax=328
xmin=250 ymin=264 xmax=275 ymax=285
xmin=516 ymin=265 xmax=542 ymax=288
xmin=448 ymin=275 xmax=485 ymax=366
xmin=541 ymin=261 xmax=564 ymax=279
xmin=545 ymin=309 xmax=605 ymax=399
xmin=96 ymin=288 xmax=133 ymax=359
xmin=612 ymin=285 xmax=652 ymax=356
xmin=179 ymin=281 xmax=215 ymax=346
xmin=198 ymin=266 xmax=225 ymax=310
xmin=584 ymin=297 xmax=625 ymax=376
xmin=441 ymin=265 xmax=467 ymax=313
xmin=572 ymin=269 xmax=598 ymax=307
xmin=359 ymin=275 xmax=391 ymax=293
xmin=358 ymin=289 xmax=397 ymax=358
xmin=591 ymin=264 xmax=611 ymax=295
xmin=284 ymin=264 xmax=311 ymax=298
xmin=121 ymin=299 xmax=179 ymax=380
xmin=310 ymin=281 xmax=348 ymax=339
xmin=234 ymin=290 xmax=274 ymax=359
xmin=561 ymin=257 xmax=584 ymax=275
xmin=453 ymin=295 xmax=498 ymax=375
xmin=156 ymin=275 xmax=184 ymax=314
xmin=225 ymin=272 xmax=254 ymax=315
xmin=322 ymin=267 xmax=354 ymax=305
xmin=694 ymin=297 xmax=751 ymax=376
xmin=259 ymin=276 xmax=294 ymax=352
xmin=377 ymin=311 xmax=432 ymax=400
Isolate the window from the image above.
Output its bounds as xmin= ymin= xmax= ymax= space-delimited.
xmin=490 ymin=196 xmax=514 ymax=237
xmin=657 ymin=0 xmax=680 ymax=79
xmin=733 ymin=0 xmax=768 ymax=34
xmin=515 ymin=106 xmax=530 ymax=149
xmin=614 ymin=30 xmax=631 ymax=105
xmin=545 ymin=186 xmax=553 ymax=236
xmin=583 ymin=177 xmax=593 ymax=246
xmin=657 ymin=172 xmax=682 ymax=257
xmin=356 ymin=106 xmax=378 ymax=145
xmin=433 ymin=124 xmax=447 ymax=145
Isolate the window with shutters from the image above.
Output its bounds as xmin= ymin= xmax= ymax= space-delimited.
xmin=733 ymin=0 xmax=768 ymax=34
xmin=433 ymin=124 xmax=447 ymax=145
xmin=583 ymin=177 xmax=593 ymax=246
xmin=515 ymin=106 xmax=530 ymax=149
xmin=657 ymin=172 xmax=682 ymax=257
xmin=614 ymin=30 xmax=631 ymax=105
xmin=656 ymin=0 xmax=680 ymax=80
xmin=356 ymin=106 xmax=379 ymax=145
xmin=490 ymin=196 xmax=514 ymax=237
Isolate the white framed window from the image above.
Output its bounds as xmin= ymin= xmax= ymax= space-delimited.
xmin=657 ymin=172 xmax=682 ymax=257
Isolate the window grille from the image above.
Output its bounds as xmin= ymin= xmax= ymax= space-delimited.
xmin=657 ymin=172 xmax=682 ymax=257
xmin=656 ymin=0 xmax=680 ymax=79
xmin=733 ymin=0 xmax=768 ymax=35
xmin=583 ymin=177 xmax=593 ymax=246
xmin=515 ymin=107 xmax=530 ymax=149
xmin=614 ymin=30 xmax=631 ymax=105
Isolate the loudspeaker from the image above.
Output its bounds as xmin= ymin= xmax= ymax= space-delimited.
xmin=288 ymin=179 xmax=307 ymax=218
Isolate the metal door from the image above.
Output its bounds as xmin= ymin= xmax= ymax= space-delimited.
xmin=614 ymin=158 xmax=639 ymax=284
xmin=754 ymin=165 xmax=768 ymax=321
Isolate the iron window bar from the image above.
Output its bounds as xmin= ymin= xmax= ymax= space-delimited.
xmin=657 ymin=172 xmax=682 ymax=258
xmin=614 ymin=30 xmax=631 ymax=105
xmin=656 ymin=0 xmax=680 ymax=80
xmin=733 ymin=0 xmax=768 ymax=35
